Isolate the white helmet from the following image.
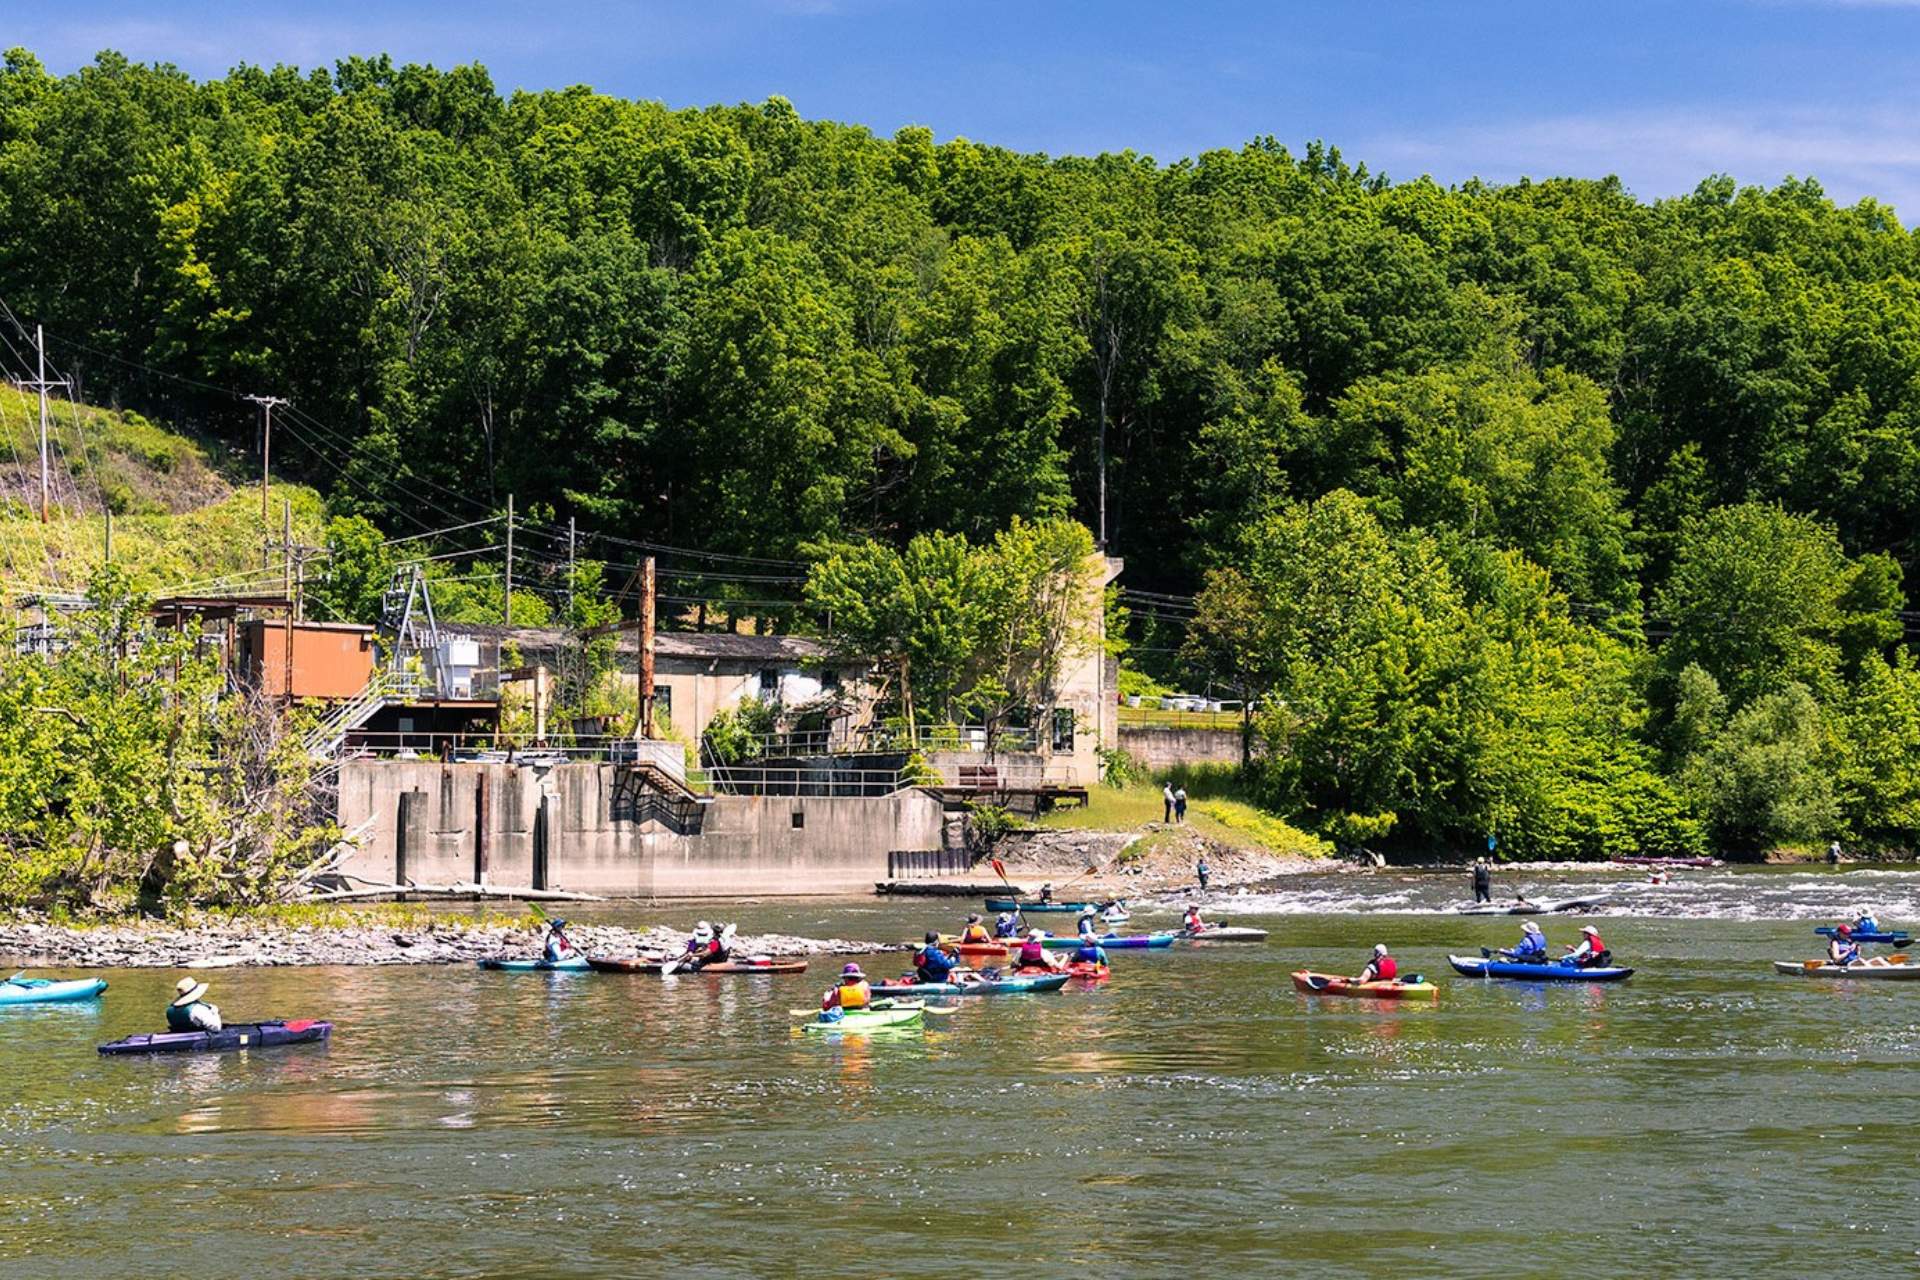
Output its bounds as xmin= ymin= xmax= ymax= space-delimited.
xmin=693 ymin=922 xmax=713 ymax=940
xmin=1373 ymin=943 xmax=1388 ymax=955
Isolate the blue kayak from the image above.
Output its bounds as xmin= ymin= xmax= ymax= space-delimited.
xmin=869 ymin=973 xmax=1070 ymax=996
xmin=1449 ymin=954 xmax=1634 ymax=983
xmin=477 ymin=956 xmax=590 ymax=971
xmin=984 ymin=898 xmax=1093 ymax=913
xmin=1815 ymin=927 xmax=1911 ymax=947
xmin=0 ymin=976 xmax=107 ymax=1006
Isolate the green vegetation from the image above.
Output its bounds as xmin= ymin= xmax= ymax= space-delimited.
xmin=9 ymin=49 xmax=1920 ymax=857
xmin=1039 ymin=765 xmax=1330 ymax=861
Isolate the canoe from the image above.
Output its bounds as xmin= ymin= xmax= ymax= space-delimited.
xmin=983 ymin=898 xmax=1093 ymax=913
xmin=869 ymin=973 xmax=1070 ymax=996
xmin=477 ymin=955 xmax=591 ymax=972
xmin=1039 ymin=932 xmax=1175 ymax=950
xmin=1448 ymin=955 xmax=1634 ymax=982
xmin=1291 ymin=970 xmax=1438 ymax=1000
xmin=1773 ymin=959 xmax=1920 ymax=980
xmin=1179 ymin=926 xmax=1269 ymax=942
xmin=99 ymin=1019 xmax=332 ymax=1056
xmin=0 ymin=976 xmax=108 ymax=1006
xmin=1815 ymin=927 xmax=1912 ymax=947
xmin=588 ymin=956 xmax=807 ymax=974
xmin=1454 ymin=896 xmax=1609 ymax=916
xmin=802 ymin=1006 xmax=924 ymax=1033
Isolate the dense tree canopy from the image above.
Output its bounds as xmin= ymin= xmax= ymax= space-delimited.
xmin=9 ymin=48 xmax=1920 ymax=854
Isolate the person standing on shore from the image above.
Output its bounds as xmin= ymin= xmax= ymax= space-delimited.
xmin=1472 ymin=858 xmax=1492 ymax=904
xmin=1163 ymin=782 xmax=1175 ymax=824
xmin=1174 ymin=786 xmax=1188 ymax=823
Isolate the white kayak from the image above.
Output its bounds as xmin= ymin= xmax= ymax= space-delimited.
xmin=1180 ymin=926 xmax=1268 ymax=942
xmin=1455 ymin=896 xmax=1609 ymax=916
xmin=1773 ymin=959 xmax=1920 ymax=980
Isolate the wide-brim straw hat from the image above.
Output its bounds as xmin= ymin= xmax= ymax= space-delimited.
xmin=172 ymin=978 xmax=209 ymax=1007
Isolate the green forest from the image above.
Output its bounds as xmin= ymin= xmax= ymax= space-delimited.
xmin=6 ymin=48 xmax=1920 ymax=860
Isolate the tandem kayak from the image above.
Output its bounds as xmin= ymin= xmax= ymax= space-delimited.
xmin=588 ymin=956 xmax=808 ymax=974
xmin=1291 ymin=971 xmax=1438 ymax=1000
xmin=1039 ymin=932 xmax=1176 ymax=950
xmin=0 ymin=975 xmax=108 ymax=1006
xmin=802 ymin=1005 xmax=925 ymax=1033
xmin=983 ymin=898 xmax=1093 ymax=913
xmin=1815 ymin=927 xmax=1912 ymax=947
xmin=1178 ymin=926 xmax=1269 ymax=943
xmin=869 ymin=973 xmax=1070 ymax=996
xmin=1448 ymin=955 xmax=1634 ymax=982
xmin=477 ymin=955 xmax=591 ymax=972
xmin=99 ymin=1019 xmax=332 ymax=1056
xmin=1773 ymin=959 xmax=1920 ymax=980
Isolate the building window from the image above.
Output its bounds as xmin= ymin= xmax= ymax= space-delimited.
xmin=791 ymin=810 xmax=805 ymax=830
xmin=822 ymin=668 xmax=841 ymax=692
xmin=653 ymin=684 xmax=671 ymax=720
xmin=1052 ymin=707 xmax=1076 ymax=753
xmin=758 ymin=667 xmax=781 ymax=700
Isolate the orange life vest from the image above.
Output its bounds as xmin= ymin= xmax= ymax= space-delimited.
xmin=960 ymin=925 xmax=990 ymax=943
xmin=835 ymin=980 xmax=871 ymax=1010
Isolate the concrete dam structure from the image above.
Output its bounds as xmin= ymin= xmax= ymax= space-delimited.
xmin=336 ymin=759 xmax=949 ymax=898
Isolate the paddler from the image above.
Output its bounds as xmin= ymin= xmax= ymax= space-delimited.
xmin=682 ymin=921 xmax=729 ymax=971
xmin=542 ymin=919 xmax=578 ymax=964
xmin=1829 ymin=924 xmax=1862 ymax=966
xmin=993 ymin=912 xmax=1020 ymax=939
xmin=1356 ymin=943 xmax=1398 ymax=983
xmin=958 ymin=913 xmax=993 ymax=945
xmin=1038 ymin=883 xmax=1055 ymax=904
xmin=1562 ymin=924 xmax=1609 ymax=968
xmin=1854 ymin=908 xmax=1881 ymax=935
xmin=914 ymin=931 xmax=959 ymax=984
xmin=821 ymin=962 xmax=872 ymax=1013
xmin=167 ymin=977 xmax=223 ymax=1033
xmin=1071 ymin=932 xmax=1109 ymax=969
xmin=1016 ymin=928 xmax=1063 ymax=972
xmin=1500 ymin=921 xmax=1548 ymax=960
xmin=1076 ymin=908 xmax=1101 ymax=939
xmin=1182 ymin=902 xmax=1208 ymax=933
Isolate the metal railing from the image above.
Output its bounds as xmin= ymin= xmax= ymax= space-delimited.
xmin=701 ymin=764 xmax=921 ymax=798
xmin=887 ymin=849 xmax=977 ymax=879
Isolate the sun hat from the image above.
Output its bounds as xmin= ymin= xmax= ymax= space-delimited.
xmin=172 ymin=977 xmax=209 ymax=1007
xmin=841 ymin=962 xmax=864 ymax=978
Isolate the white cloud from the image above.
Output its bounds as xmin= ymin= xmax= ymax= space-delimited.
xmin=1361 ymin=103 xmax=1920 ymax=219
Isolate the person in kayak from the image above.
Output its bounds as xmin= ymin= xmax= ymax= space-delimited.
xmin=914 ymin=931 xmax=959 ymax=984
xmin=167 ymin=977 xmax=223 ymax=1033
xmin=1072 ymin=932 xmax=1109 ymax=968
xmin=1829 ymin=924 xmax=1862 ymax=966
xmin=1562 ymin=925 xmax=1610 ymax=968
xmin=994 ymin=912 xmax=1020 ymax=939
xmin=1182 ymin=902 xmax=1209 ymax=933
xmin=1038 ymin=883 xmax=1055 ymax=904
xmin=958 ymin=913 xmax=993 ymax=945
xmin=1356 ymin=944 xmax=1398 ymax=983
xmin=821 ymin=963 xmax=872 ymax=1012
xmin=1499 ymin=921 xmax=1548 ymax=960
xmin=542 ymin=919 xmax=578 ymax=964
xmin=682 ymin=921 xmax=729 ymax=971
xmin=1016 ymin=929 xmax=1063 ymax=972
xmin=1076 ymin=909 xmax=1101 ymax=939
xmin=1854 ymin=908 xmax=1881 ymax=935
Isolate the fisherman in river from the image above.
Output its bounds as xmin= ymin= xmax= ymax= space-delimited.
xmin=167 ymin=977 xmax=222 ymax=1033
xmin=1828 ymin=840 xmax=1843 ymax=866
xmin=1197 ymin=855 xmax=1211 ymax=891
xmin=1472 ymin=858 xmax=1492 ymax=904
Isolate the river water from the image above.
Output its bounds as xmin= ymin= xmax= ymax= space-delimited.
xmin=7 ymin=866 xmax=1920 ymax=1277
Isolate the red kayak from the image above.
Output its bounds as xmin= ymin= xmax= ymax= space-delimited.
xmin=588 ymin=956 xmax=808 ymax=974
xmin=1014 ymin=962 xmax=1108 ymax=980
xmin=1291 ymin=970 xmax=1437 ymax=1000
xmin=952 ymin=942 xmax=1014 ymax=959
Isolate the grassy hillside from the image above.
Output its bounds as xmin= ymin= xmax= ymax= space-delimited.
xmin=0 ymin=382 xmax=327 ymax=597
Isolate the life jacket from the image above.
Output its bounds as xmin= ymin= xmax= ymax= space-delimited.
xmin=1578 ymin=933 xmax=1605 ymax=962
xmin=1018 ymin=940 xmax=1048 ymax=966
xmin=166 ymin=1002 xmax=200 ymax=1033
xmin=1372 ymin=954 xmax=1398 ymax=981
xmin=1184 ymin=913 xmax=1203 ymax=931
xmin=961 ymin=925 xmax=991 ymax=943
xmin=836 ymin=980 xmax=871 ymax=1010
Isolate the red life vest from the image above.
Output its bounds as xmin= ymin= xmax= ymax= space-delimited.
xmin=1017 ymin=940 xmax=1047 ymax=966
xmin=1579 ymin=932 xmax=1605 ymax=961
xmin=1373 ymin=954 xmax=1398 ymax=980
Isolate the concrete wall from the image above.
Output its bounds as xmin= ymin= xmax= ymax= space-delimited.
xmin=337 ymin=759 xmax=945 ymax=898
xmin=1118 ymin=726 xmax=1247 ymax=772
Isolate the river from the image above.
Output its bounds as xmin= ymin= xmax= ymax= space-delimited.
xmin=6 ymin=866 xmax=1919 ymax=1276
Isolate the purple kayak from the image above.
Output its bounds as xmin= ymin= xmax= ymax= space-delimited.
xmin=98 ymin=1019 xmax=331 ymax=1056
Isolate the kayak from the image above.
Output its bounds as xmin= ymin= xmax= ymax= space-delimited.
xmin=587 ymin=956 xmax=808 ymax=974
xmin=1039 ymin=932 xmax=1175 ymax=950
xmin=1019 ymin=962 xmax=1110 ymax=980
xmin=1612 ymin=856 xmax=1720 ymax=868
xmin=952 ymin=941 xmax=1015 ymax=959
xmin=0 ymin=976 xmax=108 ymax=1006
xmin=1100 ymin=907 xmax=1131 ymax=924
xmin=1815 ymin=927 xmax=1912 ymax=947
xmin=1179 ymin=926 xmax=1269 ymax=942
xmin=99 ymin=1019 xmax=332 ymax=1056
xmin=1773 ymin=959 xmax=1920 ymax=980
xmin=869 ymin=973 xmax=1070 ymax=996
xmin=803 ymin=1005 xmax=925 ymax=1033
xmin=983 ymin=898 xmax=1093 ymax=913
xmin=1448 ymin=954 xmax=1634 ymax=982
xmin=1454 ymin=896 xmax=1609 ymax=916
xmin=477 ymin=955 xmax=591 ymax=972
xmin=1291 ymin=970 xmax=1438 ymax=1000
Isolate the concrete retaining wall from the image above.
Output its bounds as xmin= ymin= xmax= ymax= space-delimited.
xmin=1117 ymin=726 xmax=1248 ymax=772
xmin=338 ymin=760 xmax=946 ymax=898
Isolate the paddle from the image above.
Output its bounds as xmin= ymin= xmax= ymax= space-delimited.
xmin=989 ymin=857 xmax=1027 ymax=930
xmin=1300 ymin=973 xmax=1335 ymax=992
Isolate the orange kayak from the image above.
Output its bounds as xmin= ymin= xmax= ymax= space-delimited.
xmin=1291 ymin=970 xmax=1437 ymax=1000
xmin=1015 ymin=962 xmax=1108 ymax=980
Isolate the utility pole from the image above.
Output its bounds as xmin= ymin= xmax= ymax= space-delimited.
xmin=639 ymin=555 xmax=656 ymax=739
xmin=566 ymin=516 xmax=576 ymax=619
xmin=504 ymin=493 xmax=514 ymax=626
xmin=282 ymin=500 xmax=293 ymax=598
xmin=24 ymin=326 xmax=68 ymax=523
xmin=244 ymin=394 xmax=289 ymax=527
xmin=104 ymin=510 xmax=113 ymax=562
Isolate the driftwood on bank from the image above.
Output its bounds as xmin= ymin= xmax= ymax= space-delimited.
xmin=302 ymin=881 xmax=607 ymax=903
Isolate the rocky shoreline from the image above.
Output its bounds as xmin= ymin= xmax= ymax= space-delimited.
xmin=0 ymin=920 xmax=894 ymax=970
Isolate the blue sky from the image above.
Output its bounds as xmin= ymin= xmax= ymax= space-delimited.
xmin=18 ymin=0 xmax=1920 ymax=214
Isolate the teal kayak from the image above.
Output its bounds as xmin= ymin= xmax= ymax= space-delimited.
xmin=1040 ymin=932 xmax=1175 ymax=950
xmin=477 ymin=956 xmax=590 ymax=972
xmin=0 ymin=975 xmax=108 ymax=1006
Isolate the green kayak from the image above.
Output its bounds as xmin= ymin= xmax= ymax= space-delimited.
xmin=802 ymin=1005 xmax=925 ymax=1033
